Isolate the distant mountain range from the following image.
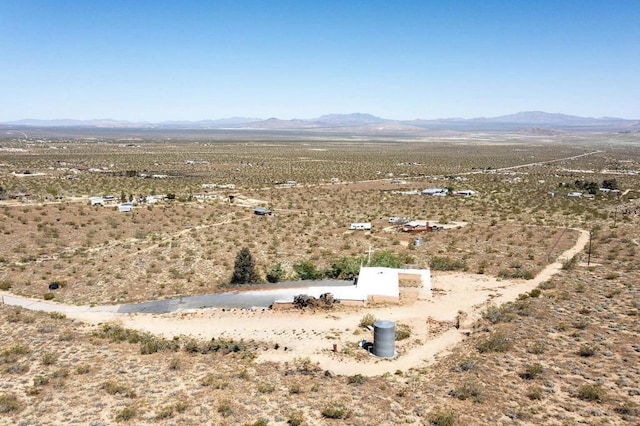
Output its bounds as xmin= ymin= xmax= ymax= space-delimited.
xmin=2 ymin=111 xmax=638 ymax=133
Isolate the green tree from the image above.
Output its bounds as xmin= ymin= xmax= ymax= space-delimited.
xmin=369 ymin=250 xmax=404 ymax=268
xmin=326 ymin=256 xmax=362 ymax=280
xmin=265 ymin=263 xmax=286 ymax=283
xmin=293 ymin=260 xmax=323 ymax=280
xmin=231 ymin=247 xmax=260 ymax=284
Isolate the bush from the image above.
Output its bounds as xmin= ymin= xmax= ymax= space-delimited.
xmin=217 ymin=400 xmax=233 ymax=417
xmin=0 ymin=281 xmax=11 ymax=291
xmin=576 ymin=383 xmax=606 ymax=402
xmin=527 ymin=386 xmax=544 ymax=400
xmin=293 ymin=260 xmax=323 ymax=280
xmin=115 ymin=406 xmax=137 ymax=422
xmin=477 ymin=331 xmax=513 ymax=353
xmin=231 ymin=247 xmax=260 ymax=284
xmin=482 ymin=305 xmax=513 ymax=324
xmin=43 ymin=292 xmax=55 ymax=300
xmin=430 ymin=409 xmax=458 ymax=426
xmin=519 ymin=363 xmax=543 ymax=380
xmin=347 ymin=374 xmax=367 ymax=385
xmin=430 ymin=256 xmax=466 ymax=271
xmin=0 ymin=392 xmax=20 ymax=413
xmin=450 ymin=380 xmax=484 ymax=402
xmin=100 ymin=381 xmax=136 ymax=398
xmin=287 ymin=412 xmax=304 ymax=426
xmin=265 ymin=263 xmax=286 ymax=283
xmin=578 ymin=343 xmax=598 ymax=357
xmin=395 ymin=323 xmax=411 ymax=341
xmin=321 ymin=402 xmax=350 ymax=419
xmin=359 ymin=313 xmax=376 ymax=328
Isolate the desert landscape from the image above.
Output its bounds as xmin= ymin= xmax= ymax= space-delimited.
xmin=1 ymin=129 xmax=639 ymax=425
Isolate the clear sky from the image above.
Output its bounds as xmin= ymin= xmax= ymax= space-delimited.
xmin=1 ymin=0 xmax=639 ymax=121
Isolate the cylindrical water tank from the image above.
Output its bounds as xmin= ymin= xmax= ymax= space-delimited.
xmin=373 ymin=320 xmax=395 ymax=358
xmin=414 ymin=237 xmax=423 ymax=247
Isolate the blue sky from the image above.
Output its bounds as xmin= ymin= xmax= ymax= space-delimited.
xmin=1 ymin=0 xmax=639 ymax=121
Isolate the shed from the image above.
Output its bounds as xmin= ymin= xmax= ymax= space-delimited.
xmin=118 ymin=203 xmax=133 ymax=212
xmin=254 ymin=207 xmax=272 ymax=216
xmin=349 ymin=222 xmax=372 ymax=230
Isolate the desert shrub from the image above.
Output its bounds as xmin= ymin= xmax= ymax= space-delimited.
xmin=519 ymin=363 xmax=543 ymax=380
xmin=562 ymin=254 xmax=579 ymax=270
xmin=477 ymin=331 xmax=513 ymax=353
xmin=578 ymin=343 xmax=599 ymax=357
xmin=43 ymin=292 xmax=55 ymax=300
xmin=429 ymin=409 xmax=458 ymax=426
xmin=359 ymin=313 xmax=376 ymax=328
xmin=101 ymin=381 xmax=136 ymax=398
xmin=41 ymin=352 xmax=57 ymax=366
xmin=248 ymin=419 xmax=269 ymax=426
xmin=430 ymin=256 xmax=466 ymax=271
xmin=498 ymin=267 xmax=534 ymax=280
xmin=482 ymin=304 xmax=513 ymax=324
xmin=115 ymin=405 xmax=137 ymax=422
xmin=76 ymin=364 xmax=91 ymax=375
xmin=321 ymin=402 xmax=351 ymax=419
xmin=529 ymin=288 xmax=541 ymax=298
xmin=48 ymin=311 xmax=66 ymax=320
xmin=217 ymin=400 xmax=233 ymax=417
xmin=450 ymin=380 xmax=484 ymax=402
xmin=33 ymin=375 xmax=49 ymax=386
xmin=576 ymin=383 xmax=606 ymax=402
xmin=293 ymin=357 xmax=320 ymax=374
xmin=395 ymin=323 xmax=411 ymax=340
xmin=527 ymin=386 xmax=544 ymax=400
xmin=168 ymin=357 xmax=181 ymax=370
xmin=325 ymin=256 xmax=361 ymax=280
xmin=0 ymin=280 xmax=11 ymax=290
xmin=0 ymin=392 xmax=20 ymax=413
xmin=287 ymin=411 xmax=304 ymax=426
xmin=347 ymin=374 xmax=367 ymax=385
xmin=453 ymin=358 xmax=478 ymax=373
xmin=200 ymin=374 xmax=229 ymax=389
xmin=257 ymin=382 xmax=275 ymax=393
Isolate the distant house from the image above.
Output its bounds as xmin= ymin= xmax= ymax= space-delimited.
xmin=349 ymin=222 xmax=372 ymax=230
xmin=118 ymin=203 xmax=133 ymax=212
xmin=89 ymin=197 xmax=104 ymax=206
xmin=453 ymin=190 xmax=476 ymax=197
xmin=388 ymin=216 xmax=408 ymax=224
xmin=254 ymin=207 xmax=272 ymax=216
xmin=421 ymin=188 xmax=448 ymax=196
xmin=567 ymin=192 xmax=583 ymax=198
xmin=402 ymin=220 xmax=429 ymax=233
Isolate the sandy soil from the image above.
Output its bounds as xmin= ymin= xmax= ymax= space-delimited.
xmin=1 ymin=229 xmax=590 ymax=378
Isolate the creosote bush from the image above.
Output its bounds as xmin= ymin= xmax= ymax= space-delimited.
xmin=321 ymin=402 xmax=351 ymax=419
xmin=429 ymin=408 xmax=458 ymax=426
xmin=477 ymin=331 xmax=513 ymax=353
xmin=576 ymin=383 xmax=606 ymax=402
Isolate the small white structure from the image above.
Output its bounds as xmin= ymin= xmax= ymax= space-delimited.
xmin=567 ymin=192 xmax=583 ymax=198
xmin=89 ymin=197 xmax=104 ymax=206
xmin=453 ymin=190 xmax=476 ymax=197
xmin=349 ymin=222 xmax=372 ymax=230
xmin=304 ymin=267 xmax=431 ymax=303
xmin=422 ymin=188 xmax=448 ymax=196
xmin=118 ymin=203 xmax=133 ymax=212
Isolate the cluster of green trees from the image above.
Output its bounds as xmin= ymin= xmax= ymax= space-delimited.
xmin=230 ymin=247 xmax=411 ymax=285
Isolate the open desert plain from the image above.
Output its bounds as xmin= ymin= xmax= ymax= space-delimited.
xmin=0 ymin=129 xmax=639 ymax=425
